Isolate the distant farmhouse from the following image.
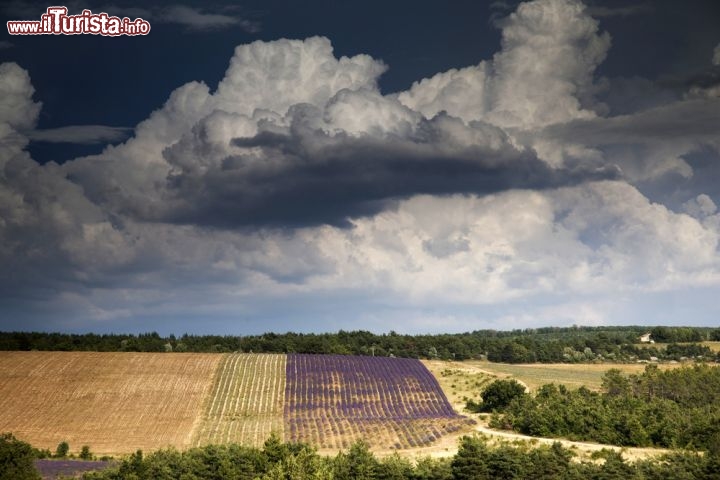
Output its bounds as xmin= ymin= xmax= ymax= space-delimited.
xmin=639 ymin=333 xmax=654 ymax=343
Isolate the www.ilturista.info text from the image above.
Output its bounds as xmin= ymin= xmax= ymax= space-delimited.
xmin=7 ymin=7 xmax=150 ymax=36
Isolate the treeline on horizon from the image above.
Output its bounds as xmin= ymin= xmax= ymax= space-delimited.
xmin=1 ymin=326 xmax=719 ymax=363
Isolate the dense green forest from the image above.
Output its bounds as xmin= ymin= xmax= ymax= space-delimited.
xmin=486 ymin=364 xmax=720 ymax=450
xmin=4 ymin=432 xmax=720 ymax=480
xmin=1 ymin=326 xmax=718 ymax=363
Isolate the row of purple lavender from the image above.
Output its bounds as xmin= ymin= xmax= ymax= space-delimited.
xmin=284 ymin=354 xmax=473 ymax=449
xmin=35 ymin=459 xmax=112 ymax=479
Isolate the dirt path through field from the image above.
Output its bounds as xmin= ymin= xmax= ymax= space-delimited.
xmin=362 ymin=418 xmax=671 ymax=462
xmin=472 ymin=421 xmax=670 ymax=461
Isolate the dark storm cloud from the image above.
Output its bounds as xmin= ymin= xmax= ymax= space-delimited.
xmin=539 ymin=98 xmax=720 ymax=145
xmin=160 ymin=113 xmax=620 ymax=228
xmin=532 ymin=97 xmax=720 ymax=187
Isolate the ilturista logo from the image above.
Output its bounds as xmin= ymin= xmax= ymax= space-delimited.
xmin=7 ymin=6 xmax=151 ymax=36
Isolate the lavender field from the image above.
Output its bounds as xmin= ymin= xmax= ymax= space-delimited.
xmin=35 ymin=459 xmax=112 ymax=479
xmin=284 ymin=354 xmax=474 ymax=449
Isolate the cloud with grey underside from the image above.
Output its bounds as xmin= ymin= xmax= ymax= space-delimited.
xmin=60 ymin=0 xmax=622 ymax=229
xmin=161 ymin=108 xmax=619 ymax=228
xmin=2 ymin=0 xmax=720 ymax=330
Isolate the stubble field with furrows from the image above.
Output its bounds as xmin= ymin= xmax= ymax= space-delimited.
xmin=192 ymin=353 xmax=285 ymax=448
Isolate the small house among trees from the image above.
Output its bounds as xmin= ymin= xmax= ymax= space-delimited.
xmin=639 ymin=333 xmax=654 ymax=343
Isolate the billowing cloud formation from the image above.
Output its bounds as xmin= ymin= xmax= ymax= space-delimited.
xmin=62 ymin=28 xmax=618 ymax=228
xmin=1 ymin=0 xmax=720 ymax=333
xmin=0 ymin=62 xmax=40 ymax=133
xmin=398 ymin=0 xmax=610 ymax=129
xmin=337 ymin=182 xmax=719 ymax=300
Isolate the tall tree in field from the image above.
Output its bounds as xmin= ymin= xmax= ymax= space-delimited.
xmin=54 ymin=441 xmax=69 ymax=458
xmin=601 ymin=369 xmax=631 ymax=397
xmin=479 ymin=379 xmax=527 ymax=412
xmin=79 ymin=445 xmax=93 ymax=460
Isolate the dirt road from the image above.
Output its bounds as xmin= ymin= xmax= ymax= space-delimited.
xmin=365 ymin=420 xmax=671 ymax=461
xmin=473 ymin=422 xmax=670 ymax=461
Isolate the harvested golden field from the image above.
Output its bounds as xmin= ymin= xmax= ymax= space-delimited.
xmin=421 ymin=360 xmax=497 ymax=413
xmin=465 ymin=361 xmax=687 ymax=391
xmin=424 ymin=359 xmax=685 ymax=396
xmin=0 ymin=351 xmax=221 ymax=456
xmin=192 ymin=353 xmax=285 ymax=448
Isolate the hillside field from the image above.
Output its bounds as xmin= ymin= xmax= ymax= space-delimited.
xmin=0 ymin=352 xmax=220 ymax=456
xmin=0 ymin=351 xmax=473 ymax=456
